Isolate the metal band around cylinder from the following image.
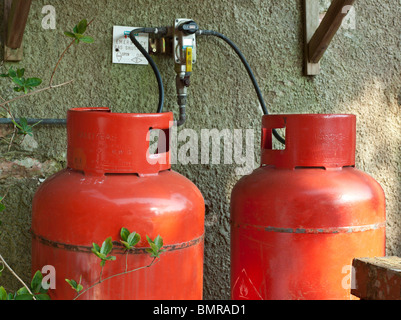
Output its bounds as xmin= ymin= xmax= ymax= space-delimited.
xmin=232 ymin=222 xmax=386 ymax=234
xmin=31 ymin=231 xmax=204 ymax=254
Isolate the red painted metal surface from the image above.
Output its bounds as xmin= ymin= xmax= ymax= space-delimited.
xmin=31 ymin=108 xmax=205 ymax=300
xmin=230 ymin=114 xmax=386 ymax=300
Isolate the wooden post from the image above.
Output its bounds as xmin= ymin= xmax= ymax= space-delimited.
xmin=304 ymin=0 xmax=321 ymax=75
xmin=3 ymin=0 xmax=32 ymax=61
xmin=308 ymin=0 xmax=355 ymax=64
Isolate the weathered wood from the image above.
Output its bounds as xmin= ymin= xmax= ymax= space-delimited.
xmin=352 ymin=257 xmax=401 ymax=300
xmin=5 ymin=0 xmax=32 ymax=49
xmin=304 ymin=0 xmax=321 ymax=75
xmin=308 ymin=0 xmax=355 ymax=64
xmin=4 ymin=0 xmax=27 ymax=61
xmin=3 ymin=0 xmax=22 ymax=61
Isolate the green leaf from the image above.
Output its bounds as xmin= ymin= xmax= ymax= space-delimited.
xmin=31 ymin=270 xmax=43 ymax=294
xmin=74 ymin=33 xmax=84 ymax=40
xmin=80 ymin=36 xmax=94 ymax=43
xmin=16 ymin=287 xmax=29 ymax=296
xmin=64 ymin=31 xmax=76 ymax=38
xmin=25 ymin=77 xmax=42 ymax=87
xmin=105 ymin=255 xmax=116 ymax=261
xmin=146 ymin=248 xmax=159 ymax=258
xmin=13 ymin=87 xmax=23 ymax=92
xmin=15 ymin=294 xmax=34 ymax=300
xmin=13 ymin=117 xmax=34 ymax=136
xmin=150 ymin=242 xmax=158 ymax=253
xmin=16 ymin=68 xmax=25 ymax=78
xmin=8 ymin=67 xmax=17 ymax=78
xmin=145 ymin=235 xmax=164 ymax=258
xmin=92 ymin=243 xmax=100 ymax=252
xmin=0 ymin=286 xmax=7 ymax=300
xmin=91 ymin=248 xmax=107 ymax=260
xmin=35 ymin=293 xmax=51 ymax=300
xmin=0 ymin=202 xmax=5 ymax=212
xmin=120 ymin=228 xmax=130 ymax=241
xmin=19 ymin=117 xmax=28 ymax=128
xmin=100 ymin=237 xmax=113 ymax=255
xmin=120 ymin=240 xmax=131 ymax=250
xmin=11 ymin=118 xmax=23 ymax=130
xmin=127 ymin=232 xmax=140 ymax=247
xmin=65 ymin=279 xmax=78 ymax=290
xmin=31 ymin=120 xmax=42 ymax=128
xmin=76 ymin=284 xmax=83 ymax=293
xmin=154 ymin=235 xmax=163 ymax=250
xmin=76 ymin=19 xmax=88 ymax=34
xmin=12 ymin=77 xmax=25 ymax=87
xmin=0 ymin=73 xmax=9 ymax=78
xmin=24 ymin=130 xmax=33 ymax=137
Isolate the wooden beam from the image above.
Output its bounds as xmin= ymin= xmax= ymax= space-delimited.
xmin=3 ymin=0 xmax=32 ymax=61
xmin=6 ymin=0 xmax=32 ymax=49
xmin=308 ymin=0 xmax=355 ymax=64
xmin=352 ymin=257 xmax=401 ymax=300
xmin=304 ymin=0 xmax=321 ymax=75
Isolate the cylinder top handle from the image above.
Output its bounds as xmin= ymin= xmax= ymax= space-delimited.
xmin=261 ymin=114 xmax=356 ymax=169
xmin=67 ymin=108 xmax=173 ymax=175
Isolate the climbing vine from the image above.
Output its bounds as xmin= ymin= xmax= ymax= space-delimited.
xmin=0 ymin=18 xmax=163 ymax=301
xmin=0 ymin=18 xmax=94 ymax=149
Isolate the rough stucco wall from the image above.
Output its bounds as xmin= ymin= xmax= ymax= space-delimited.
xmin=0 ymin=0 xmax=400 ymax=300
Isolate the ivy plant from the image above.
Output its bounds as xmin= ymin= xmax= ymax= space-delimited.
xmin=66 ymin=228 xmax=165 ymax=300
xmin=120 ymin=227 xmax=141 ymax=251
xmin=146 ymin=235 xmax=165 ymax=258
xmin=0 ymin=18 xmax=97 ymax=301
xmin=0 ymin=18 xmax=95 ymax=147
xmin=0 ymin=18 xmax=164 ymax=301
xmin=11 ymin=117 xmax=41 ymax=137
xmin=64 ymin=19 xmax=94 ymax=44
xmin=0 ymin=271 xmax=50 ymax=300
xmin=65 ymin=276 xmax=83 ymax=295
xmin=91 ymin=237 xmax=117 ymax=267
xmin=0 ymin=67 xmax=42 ymax=94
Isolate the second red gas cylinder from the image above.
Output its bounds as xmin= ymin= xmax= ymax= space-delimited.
xmin=230 ymin=114 xmax=386 ymax=300
xmin=31 ymin=108 xmax=205 ymax=300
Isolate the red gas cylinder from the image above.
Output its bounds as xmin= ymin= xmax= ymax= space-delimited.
xmin=230 ymin=114 xmax=386 ymax=300
xmin=31 ymin=108 xmax=205 ymax=300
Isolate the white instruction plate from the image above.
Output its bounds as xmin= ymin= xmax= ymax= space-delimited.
xmin=112 ymin=26 xmax=149 ymax=65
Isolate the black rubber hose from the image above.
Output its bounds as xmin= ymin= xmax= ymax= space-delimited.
xmin=129 ymin=28 xmax=166 ymax=113
xmin=197 ymin=30 xmax=285 ymax=145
